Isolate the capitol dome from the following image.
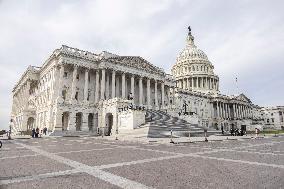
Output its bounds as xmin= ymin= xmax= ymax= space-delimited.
xmin=171 ymin=26 xmax=219 ymax=94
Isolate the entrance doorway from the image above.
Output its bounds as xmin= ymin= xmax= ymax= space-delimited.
xmin=76 ymin=112 xmax=82 ymax=131
xmin=105 ymin=113 xmax=113 ymax=136
xmin=27 ymin=117 xmax=35 ymax=131
xmin=62 ymin=112 xmax=69 ymax=131
xmin=88 ymin=113 xmax=94 ymax=131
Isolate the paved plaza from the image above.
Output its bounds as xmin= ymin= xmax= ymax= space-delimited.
xmin=0 ymin=136 xmax=283 ymax=189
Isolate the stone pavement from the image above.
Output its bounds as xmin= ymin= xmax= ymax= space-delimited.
xmin=0 ymin=136 xmax=283 ymax=189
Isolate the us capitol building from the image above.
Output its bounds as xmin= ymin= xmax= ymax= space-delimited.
xmin=11 ymin=27 xmax=276 ymax=137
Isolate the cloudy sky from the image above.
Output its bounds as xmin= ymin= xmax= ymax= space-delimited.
xmin=0 ymin=0 xmax=283 ymax=130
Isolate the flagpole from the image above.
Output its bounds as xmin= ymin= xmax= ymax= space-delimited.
xmin=235 ymin=77 xmax=239 ymax=94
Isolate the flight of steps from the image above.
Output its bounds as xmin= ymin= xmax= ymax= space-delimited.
xmin=120 ymin=110 xmax=221 ymax=138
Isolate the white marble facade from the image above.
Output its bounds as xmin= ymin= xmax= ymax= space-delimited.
xmin=11 ymin=27 xmax=271 ymax=135
xmin=11 ymin=46 xmax=175 ymax=135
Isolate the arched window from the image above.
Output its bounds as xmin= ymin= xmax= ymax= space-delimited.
xmin=62 ymin=89 xmax=67 ymax=100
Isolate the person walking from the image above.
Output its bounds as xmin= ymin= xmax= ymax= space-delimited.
xmin=32 ymin=128 xmax=35 ymax=138
xmin=221 ymin=125 xmax=224 ymax=135
xmin=8 ymin=119 xmax=13 ymax=140
xmin=35 ymin=128 xmax=39 ymax=138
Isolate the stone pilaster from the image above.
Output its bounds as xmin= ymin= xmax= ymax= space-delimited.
xmin=122 ymin=72 xmax=126 ymax=99
xmin=95 ymin=70 xmax=100 ymax=103
xmin=154 ymin=80 xmax=158 ymax=109
xmin=83 ymin=69 xmax=89 ymax=103
xmin=100 ymin=69 xmax=105 ymax=100
xmin=147 ymin=78 xmax=151 ymax=108
xmin=112 ymin=70 xmax=116 ymax=98
xmin=81 ymin=113 xmax=89 ymax=131
xmin=68 ymin=112 xmax=76 ymax=131
xmin=105 ymin=72 xmax=109 ymax=100
xmin=161 ymin=82 xmax=165 ymax=109
xmin=70 ymin=66 xmax=78 ymax=103
xmin=139 ymin=77 xmax=143 ymax=106
xmin=131 ymin=75 xmax=135 ymax=100
xmin=56 ymin=65 xmax=64 ymax=103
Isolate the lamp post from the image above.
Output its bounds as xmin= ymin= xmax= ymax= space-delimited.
xmin=8 ymin=119 xmax=13 ymax=140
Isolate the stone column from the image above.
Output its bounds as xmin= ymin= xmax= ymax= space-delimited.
xmin=228 ymin=104 xmax=231 ymax=119
xmin=105 ymin=72 xmax=109 ymax=100
xmin=95 ymin=70 xmax=100 ymax=103
xmin=217 ymin=80 xmax=219 ymax=91
xmin=206 ymin=77 xmax=209 ymax=89
xmin=56 ymin=65 xmax=64 ymax=103
xmin=227 ymin=104 xmax=230 ymax=119
xmin=147 ymin=78 xmax=151 ymax=108
xmin=100 ymin=69 xmax=105 ymax=100
xmin=83 ymin=69 xmax=89 ymax=103
xmin=221 ymin=102 xmax=223 ymax=118
xmin=191 ymin=78 xmax=194 ymax=89
xmin=233 ymin=104 xmax=236 ymax=119
xmin=211 ymin=102 xmax=214 ymax=118
xmin=237 ymin=104 xmax=240 ymax=119
xmin=201 ymin=77 xmax=204 ymax=89
xmin=131 ymin=75 xmax=135 ymax=100
xmin=70 ymin=66 xmax=78 ymax=103
xmin=139 ymin=77 xmax=143 ymax=106
xmin=161 ymin=82 xmax=165 ymax=108
xmin=216 ymin=102 xmax=219 ymax=118
xmin=155 ymin=80 xmax=158 ymax=109
xmin=81 ymin=113 xmax=89 ymax=132
xmin=187 ymin=78 xmax=189 ymax=89
xmin=112 ymin=70 xmax=116 ymax=98
xmin=183 ymin=79 xmax=186 ymax=89
xmin=121 ymin=72 xmax=126 ymax=99
xmin=196 ymin=77 xmax=199 ymax=88
xmin=68 ymin=112 xmax=76 ymax=131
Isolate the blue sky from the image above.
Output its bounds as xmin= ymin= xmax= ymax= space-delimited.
xmin=0 ymin=0 xmax=283 ymax=130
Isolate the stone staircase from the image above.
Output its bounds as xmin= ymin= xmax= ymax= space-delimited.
xmin=49 ymin=130 xmax=98 ymax=137
xmin=118 ymin=110 xmax=221 ymax=139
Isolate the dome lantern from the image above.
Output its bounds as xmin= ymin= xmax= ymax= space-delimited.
xmin=186 ymin=26 xmax=195 ymax=47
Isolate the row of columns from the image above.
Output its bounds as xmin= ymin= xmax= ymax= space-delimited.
xmin=214 ymin=101 xmax=253 ymax=120
xmin=58 ymin=64 xmax=168 ymax=109
xmin=178 ymin=76 xmax=219 ymax=91
xmin=12 ymin=80 xmax=31 ymax=115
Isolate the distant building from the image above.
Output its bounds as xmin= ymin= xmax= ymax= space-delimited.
xmin=261 ymin=106 xmax=284 ymax=130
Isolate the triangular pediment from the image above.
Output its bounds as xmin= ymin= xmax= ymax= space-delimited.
xmin=236 ymin=93 xmax=251 ymax=103
xmin=106 ymin=56 xmax=165 ymax=75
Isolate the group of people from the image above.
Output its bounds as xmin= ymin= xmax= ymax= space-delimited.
xmin=230 ymin=128 xmax=246 ymax=136
xmin=31 ymin=127 xmax=47 ymax=138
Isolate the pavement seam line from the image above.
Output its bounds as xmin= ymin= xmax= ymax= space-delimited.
xmin=0 ymin=169 xmax=82 ymax=185
xmin=12 ymin=141 xmax=154 ymax=189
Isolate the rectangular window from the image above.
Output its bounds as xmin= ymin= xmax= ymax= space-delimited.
xmin=76 ymin=74 xmax=79 ymax=80
xmin=271 ymin=118 xmax=274 ymax=123
xmin=87 ymin=91 xmax=90 ymax=101
xmin=64 ymin=72 xmax=68 ymax=78
xmin=75 ymin=92 xmax=78 ymax=100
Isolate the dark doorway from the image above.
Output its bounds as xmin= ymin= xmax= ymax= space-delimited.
xmin=88 ymin=113 xmax=94 ymax=131
xmin=76 ymin=112 xmax=82 ymax=131
xmin=105 ymin=113 xmax=113 ymax=136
